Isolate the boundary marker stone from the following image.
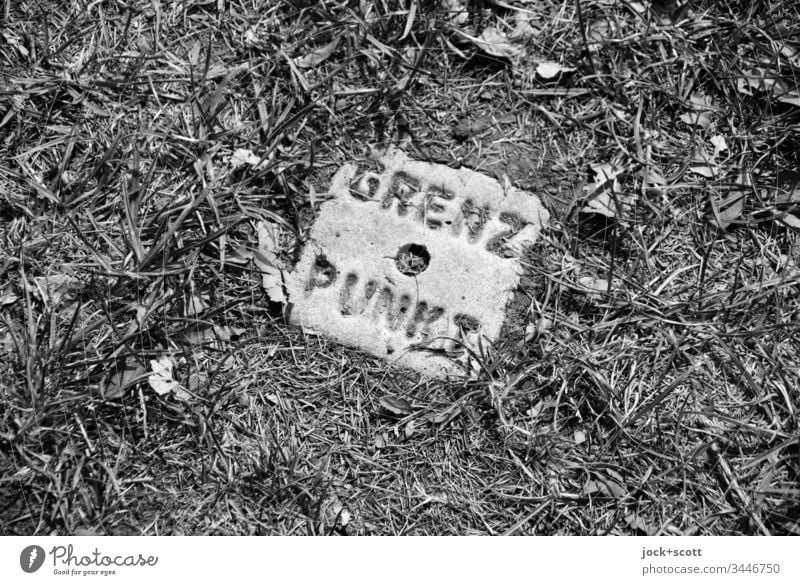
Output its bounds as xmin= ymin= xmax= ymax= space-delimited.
xmin=287 ymin=148 xmax=549 ymax=378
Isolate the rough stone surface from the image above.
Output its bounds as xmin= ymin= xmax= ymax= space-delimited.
xmin=287 ymin=148 xmax=549 ymax=378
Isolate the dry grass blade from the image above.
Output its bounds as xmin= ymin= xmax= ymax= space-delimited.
xmin=0 ymin=0 xmax=798 ymax=537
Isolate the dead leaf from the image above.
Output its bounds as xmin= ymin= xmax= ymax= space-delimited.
xmin=255 ymin=221 xmax=287 ymax=304
xmin=149 ymin=355 xmax=191 ymax=400
xmin=379 ymin=395 xmax=414 ymax=416
xmin=780 ymin=43 xmax=800 ymax=66
xmin=187 ymin=372 xmax=208 ymax=392
xmin=689 ymin=92 xmax=713 ymax=111
xmin=322 ymin=496 xmax=351 ymax=529
xmin=103 ymin=358 xmax=147 ymax=399
xmin=625 ymin=513 xmax=655 ymax=535
xmin=776 ymin=90 xmax=800 ymax=107
xmin=582 ymin=190 xmax=617 ymax=218
xmin=228 ymin=148 xmax=268 ymax=170
xmin=443 ymin=0 xmax=469 ymax=25
xmin=708 ymin=173 xmax=748 ymax=230
xmin=582 ymin=475 xmax=627 ymax=499
xmin=577 ymin=276 xmax=610 ymax=300
xmin=679 ymin=111 xmax=712 ymax=129
xmin=584 ymin=163 xmax=624 ymax=196
xmin=776 ymin=170 xmax=800 ymax=203
xmin=643 ymin=167 xmax=666 ymax=188
xmin=535 ymin=61 xmax=576 ymax=79
xmin=736 ymin=67 xmax=799 ymax=106
xmin=510 ymin=11 xmax=537 ymax=40
xmin=710 ymin=134 xmax=728 ymax=157
xmin=185 ymin=294 xmax=208 ymax=317
xmin=184 ymin=327 xmax=214 ymax=346
xmin=243 ymin=26 xmax=259 ymax=47
xmin=689 ymin=146 xmax=718 ymax=178
xmin=777 ymin=213 xmax=800 ymax=229
xmin=457 ymin=27 xmax=522 ymax=59
xmin=574 ymin=429 xmax=586 ymax=444
xmin=679 ymin=93 xmax=714 ymax=129
xmin=588 ymin=17 xmax=615 ymax=46
xmin=581 ymin=163 xmax=627 ymax=217
xmin=32 ymin=273 xmax=74 ymax=307
xmin=213 ymin=325 xmax=246 ymax=340
xmin=452 ymin=115 xmax=492 ymax=139
xmin=148 ymin=355 xmax=178 ymax=396
xmin=0 ymin=291 xmax=19 ymax=307
xmin=428 ymin=403 xmax=463 ymax=425
xmin=293 ymin=37 xmax=339 ymax=69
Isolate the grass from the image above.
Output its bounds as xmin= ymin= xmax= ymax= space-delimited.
xmin=1 ymin=0 xmax=799 ymax=535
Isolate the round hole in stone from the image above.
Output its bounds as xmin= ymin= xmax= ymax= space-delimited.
xmin=395 ymin=243 xmax=430 ymax=276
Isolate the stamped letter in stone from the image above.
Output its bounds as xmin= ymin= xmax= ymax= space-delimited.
xmin=286 ymin=148 xmax=549 ymax=378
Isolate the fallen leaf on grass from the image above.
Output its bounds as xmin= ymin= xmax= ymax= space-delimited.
xmin=679 ymin=111 xmax=712 ymax=129
xmin=689 ymin=146 xmax=719 ymax=178
xmin=32 ymin=273 xmax=74 ymax=308
xmin=535 ymin=61 xmax=575 ymax=79
xmin=427 ymin=404 xmax=464 ymax=425
xmin=777 ymin=213 xmax=800 ymax=229
xmin=643 ymin=167 xmax=666 ymax=189
xmin=510 ymin=11 xmax=537 ymax=40
xmin=379 ymin=395 xmax=414 ymax=416
xmin=708 ymin=173 xmax=748 ymax=230
xmin=710 ymin=134 xmax=728 ymax=157
xmin=293 ymin=37 xmax=339 ymax=69
xmin=456 ymin=27 xmax=522 ymax=59
xmin=213 ymin=325 xmax=246 ymax=341
xmin=524 ymin=316 xmax=553 ymax=341
xmin=577 ymin=276 xmax=611 ymax=300
xmin=184 ymin=327 xmax=214 ymax=346
xmin=148 ymin=355 xmax=178 ymax=395
xmin=103 ymin=358 xmax=147 ymax=399
xmin=625 ymin=513 xmax=656 ymax=535
xmin=228 ymin=148 xmax=268 ymax=170
xmin=736 ymin=67 xmax=800 ymax=107
xmin=185 ymin=293 xmax=208 ymax=317
xmin=773 ymin=170 xmax=800 ymax=229
xmin=581 ymin=163 xmax=629 ymax=217
xmin=443 ymin=0 xmax=468 ymax=25
xmin=255 ymin=221 xmax=286 ymax=304
xmin=149 ymin=355 xmax=191 ymax=400
xmin=679 ymin=92 xmax=714 ymax=129
xmin=736 ymin=68 xmax=778 ymax=95
xmin=588 ymin=17 xmax=615 ymax=46
xmin=452 ymin=116 xmax=491 ymax=139
xmin=689 ymin=92 xmax=713 ymax=111
xmin=582 ymin=190 xmax=618 ymax=218
xmin=775 ymin=88 xmax=800 ymax=107
xmin=584 ymin=163 xmax=623 ymax=196
xmin=582 ymin=473 xmax=627 ymax=499
xmin=0 ymin=291 xmax=19 ymax=307
xmin=321 ymin=496 xmax=351 ymax=529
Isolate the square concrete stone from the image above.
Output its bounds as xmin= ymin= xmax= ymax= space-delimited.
xmin=286 ymin=148 xmax=549 ymax=378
